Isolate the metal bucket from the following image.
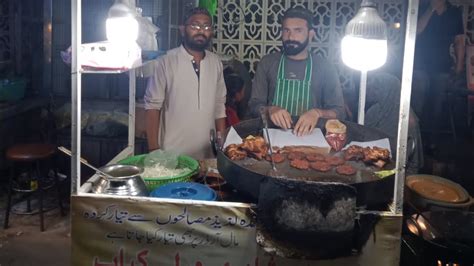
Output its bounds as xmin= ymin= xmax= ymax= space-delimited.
xmin=91 ymin=164 xmax=148 ymax=197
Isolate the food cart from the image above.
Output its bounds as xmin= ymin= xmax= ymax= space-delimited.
xmin=69 ymin=0 xmax=419 ymax=265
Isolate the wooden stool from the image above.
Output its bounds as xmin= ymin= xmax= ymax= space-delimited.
xmin=4 ymin=143 xmax=66 ymax=232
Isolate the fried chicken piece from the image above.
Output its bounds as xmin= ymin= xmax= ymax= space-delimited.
xmin=343 ymin=145 xmax=364 ymax=161
xmin=363 ymin=146 xmax=390 ymax=168
xmin=363 ymin=147 xmax=390 ymax=162
xmin=373 ymin=160 xmax=387 ymax=168
xmin=336 ymin=164 xmax=357 ymax=175
xmin=224 ymin=144 xmax=247 ymax=160
xmin=290 ymin=159 xmax=309 ymax=170
xmin=309 ymin=161 xmax=332 ymax=172
xmin=240 ymin=135 xmax=268 ymax=160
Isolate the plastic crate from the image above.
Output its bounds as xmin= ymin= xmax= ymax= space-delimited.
xmin=0 ymin=78 xmax=27 ymax=102
xmin=119 ymin=154 xmax=199 ymax=191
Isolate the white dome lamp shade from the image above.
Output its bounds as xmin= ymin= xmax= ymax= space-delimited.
xmin=106 ymin=1 xmax=139 ymax=44
xmin=341 ymin=0 xmax=388 ymax=71
xmin=341 ymin=0 xmax=388 ymax=125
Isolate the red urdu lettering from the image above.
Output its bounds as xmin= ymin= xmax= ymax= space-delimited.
xmin=175 ymin=253 xmax=180 ymax=266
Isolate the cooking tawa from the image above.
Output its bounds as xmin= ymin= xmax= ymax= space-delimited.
xmin=217 ymin=118 xmax=395 ymax=207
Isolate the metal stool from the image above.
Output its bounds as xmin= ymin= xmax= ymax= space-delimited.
xmin=3 ymin=143 xmax=65 ymax=232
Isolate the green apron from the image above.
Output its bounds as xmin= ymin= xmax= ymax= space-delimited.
xmin=272 ymin=54 xmax=313 ymax=116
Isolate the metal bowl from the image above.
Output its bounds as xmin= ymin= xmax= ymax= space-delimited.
xmin=406 ymin=174 xmax=473 ymax=212
xmin=91 ymin=164 xmax=148 ymax=197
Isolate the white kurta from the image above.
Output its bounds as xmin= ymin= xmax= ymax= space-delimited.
xmin=144 ymin=45 xmax=226 ymax=159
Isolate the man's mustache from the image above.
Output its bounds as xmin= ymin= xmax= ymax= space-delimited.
xmin=283 ymin=40 xmax=302 ymax=46
xmin=193 ymin=34 xmax=208 ymax=39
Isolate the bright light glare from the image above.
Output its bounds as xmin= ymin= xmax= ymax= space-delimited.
xmin=106 ymin=17 xmax=139 ymax=44
xmin=341 ymin=35 xmax=387 ymax=71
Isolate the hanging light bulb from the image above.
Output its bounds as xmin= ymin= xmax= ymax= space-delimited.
xmin=106 ymin=1 xmax=139 ymax=44
xmin=341 ymin=0 xmax=388 ymax=71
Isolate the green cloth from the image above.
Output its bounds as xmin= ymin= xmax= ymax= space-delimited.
xmin=199 ymin=0 xmax=217 ymax=16
xmin=272 ymin=54 xmax=312 ymax=116
xmin=249 ymin=52 xmax=346 ymax=120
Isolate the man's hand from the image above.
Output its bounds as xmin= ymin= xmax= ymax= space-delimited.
xmin=293 ymin=109 xmax=321 ymax=137
xmin=268 ymin=106 xmax=293 ymax=129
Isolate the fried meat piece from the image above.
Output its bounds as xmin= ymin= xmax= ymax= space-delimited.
xmin=364 ymin=146 xmax=390 ymax=161
xmin=309 ymin=161 xmax=332 ymax=172
xmin=224 ymin=144 xmax=247 ymax=160
xmin=240 ymin=135 xmax=268 ymax=160
xmin=287 ymin=151 xmax=305 ymax=161
xmin=306 ymin=153 xmax=326 ymax=162
xmin=373 ymin=160 xmax=387 ymax=168
xmin=290 ymin=159 xmax=309 ymax=170
xmin=336 ymin=164 xmax=357 ymax=175
xmin=343 ymin=145 xmax=364 ymax=161
xmin=265 ymin=153 xmax=286 ymax=163
xmin=325 ymin=156 xmax=345 ymax=166
xmin=363 ymin=146 xmax=390 ymax=168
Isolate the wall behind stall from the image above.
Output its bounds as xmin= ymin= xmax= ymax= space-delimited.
xmin=52 ymin=0 xmax=474 ymax=100
xmin=210 ymin=0 xmax=474 ymax=98
xmin=0 ymin=0 xmax=46 ymax=97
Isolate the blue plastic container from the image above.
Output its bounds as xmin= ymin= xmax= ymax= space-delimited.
xmin=150 ymin=182 xmax=217 ymax=201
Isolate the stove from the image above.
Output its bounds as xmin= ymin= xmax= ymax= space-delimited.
xmin=401 ymin=204 xmax=474 ymax=266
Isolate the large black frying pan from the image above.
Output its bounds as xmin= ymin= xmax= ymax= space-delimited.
xmin=408 ymin=210 xmax=474 ymax=263
xmin=217 ymin=118 xmax=396 ymax=208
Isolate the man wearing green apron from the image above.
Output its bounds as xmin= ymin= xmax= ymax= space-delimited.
xmin=249 ymin=7 xmax=345 ymax=136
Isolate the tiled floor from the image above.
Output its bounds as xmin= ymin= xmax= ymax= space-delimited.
xmin=0 ymin=208 xmax=70 ymax=266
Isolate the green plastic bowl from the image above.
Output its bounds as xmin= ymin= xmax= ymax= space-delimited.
xmin=119 ymin=154 xmax=199 ymax=191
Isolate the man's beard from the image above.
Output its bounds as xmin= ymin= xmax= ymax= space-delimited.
xmin=283 ymin=38 xmax=309 ymax=56
xmin=184 ymin=34 xmax=210 ymax=51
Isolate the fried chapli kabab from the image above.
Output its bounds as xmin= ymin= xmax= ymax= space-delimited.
xmin=336 ymin=164 xmax=357 ymax=175
xmin=224 ymin=144 xmax=247 ymax=160
xmin=325 ymin=156 xmax=345 ymax=166
xmin=309 ymin=161 xmax=332 ymax=172
xmin=287 ymin=151 xmax=306 ymax=161
xmin=306 ymin=153 xmax=326 ymax=162
xmin=265 ymin=153 xmax=286 ymax=163
xmin=289 ymin=159 xmax=309 ymax=170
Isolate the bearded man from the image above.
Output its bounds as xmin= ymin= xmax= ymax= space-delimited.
xmin=249 ymin=7 xmax=345 ymax=136
xmin=144 ymin=7 xmax=226 ymax=159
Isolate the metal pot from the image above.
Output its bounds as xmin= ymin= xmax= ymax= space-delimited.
xmin=91 ymin=164 xmax=148 ymax=197
xmin=406 ymin=174 xmax=473 ymax=212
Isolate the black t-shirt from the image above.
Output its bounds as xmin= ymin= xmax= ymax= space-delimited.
xmin=414 ymin=3 xmax=464 ymax=74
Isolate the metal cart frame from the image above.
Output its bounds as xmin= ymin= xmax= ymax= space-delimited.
xmin=70 ymin=0 xmax=419 ymax=264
